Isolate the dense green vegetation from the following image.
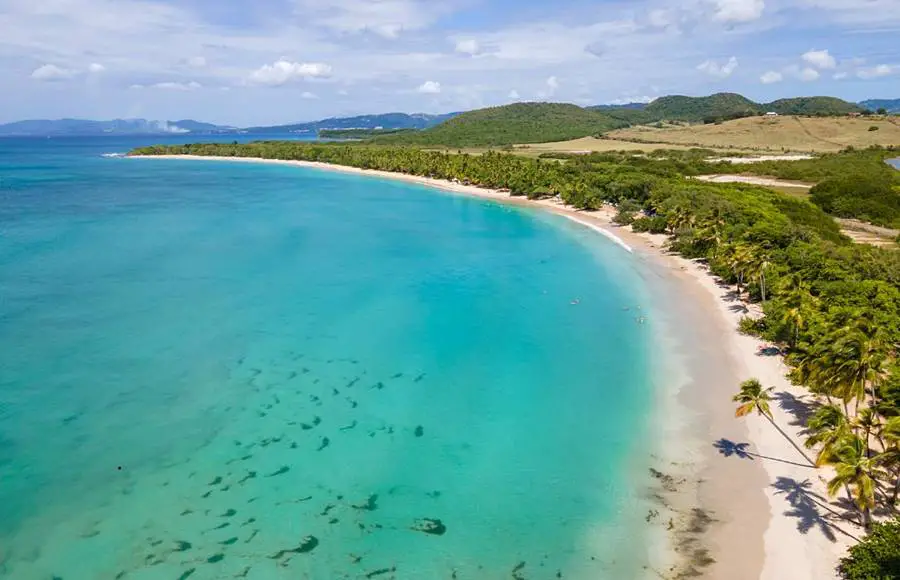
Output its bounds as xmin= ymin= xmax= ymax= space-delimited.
xmin=725 ymin=147 xmax=900 ymax=228
xmin=767 ymin=96 xmax=865 ymax=116
xmin=134 ymin=139 xmax=899 ymax=567
xmin=319 ymin=128 xmax=415 ymax=139
xmin=644 ymin=93 xmax=760 ymax=123
xmin=373 ymin=103 xmax=631 ymax=147
xmin=838 ymin=518 xmax=900 ymax=579
xmin=811 ymin=174 xmax=900 ymax=228
xmin=643 ymin=92 xmax=864 ymax=122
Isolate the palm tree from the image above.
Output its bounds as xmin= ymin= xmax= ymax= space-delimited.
xmin=828 ymin=319 xmax=891 ymax=411
xmin=805 ymin=404 xmax=851 ymax=466
xmin=821 ymin=436 xmax=887 ymax=529
xmin=879 ymin=417 xmax=900 ymax=505
xmin=781 ymin=306 xmax=806 ymax=348
xmin=733 ymin=378 xmax=815 ymax=466
xmin=746 ymin=254 xmax=772 ymax=302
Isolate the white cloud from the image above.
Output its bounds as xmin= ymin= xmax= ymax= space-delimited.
xmin=711 ymin=0 xmax=765 ymax=23
xmin=337 ymin=88 xmax=349 ymax=96
xmin=88 ymin=63 xmax=105 ymax=73
xmin=300 ymin=91 xmax=318 ymax=99
xmin=417 ymin=80 xmax=441 ymax=94
xmin=186 ymin=56 xmax=207 ymax=68
xmin=247 ymin=60 xmax=333 ymax=86
xmin=760 ymin=70 xmax=782 ymax=84
xmin=857 ymin=64 xmax=896 ymax=79
xmin=801 ymin=49 xmax=836 ymax=70
xmin=833 ymin=71 xmax=848 ymax=80
xmin=607 ymin=95 xmax=655 ymax=104
xmin=546 ymin=75 xmax=559 ymax=91
xmin=455 ymin=39 xmax=480 ymax=55
xmin=30 ymin=64 xmax=77 ymax=81
xmin=508 ymin=89 xmax=520 ymax=99
xmin=291 ymin=0 xmax=454 ymax=38
xmin=798 ymin=67 xmax=820 ymax=81
xmin=697 ymin=56 xmax=738 ymax=78
xmin=151 ymin=81 xmax=202 ymax=90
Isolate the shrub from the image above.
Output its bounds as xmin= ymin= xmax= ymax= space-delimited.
xmin=738 ymin=316 xmax=764 ymax=336
xmin=613 ymin=199 xmax=642 ymax=225
xmin=838 ymin=519 xmax=900 ymax=579
xmin=631 ymin=215 xmax=668 ymax=233
xmin=869 ymin=125 xmax=880 ymax=132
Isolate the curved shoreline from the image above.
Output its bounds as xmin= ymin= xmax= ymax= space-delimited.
xmin=129 ymin=153 xmax=849 ymax=579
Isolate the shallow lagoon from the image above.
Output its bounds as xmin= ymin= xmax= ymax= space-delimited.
xmin=0 ymin=141 xmax=664 ymax=579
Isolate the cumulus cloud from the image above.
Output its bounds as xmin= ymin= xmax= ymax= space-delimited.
xmin=151 ymin=81 xmax=202 ymax=90
xmin=455 ymin=39 xmax=480 ymax=55
xmin=697 ymin=56 xmax=738 ymax=78
xmin=30 ymin=64 xmax=77 ymax=81
xmin=857 ymin=64 xmax=896 ymax=79
xmin=508 ymin=89 xmax=520 ymax=99
xmin=88 ymin=63 xmax=105 ymax=73
xmin=301 ymin=91 xmax=318 ymax=99
xmin=833 ymin=71 xmax=848 ymax=80
xmin=801 ymin=49 xmax=836 ymax=70
xmin=798 ymin=67 xmax=820 ymax=81
xmin=186 ymin=56 xmax=207 ymax=68
xmin=711 ymin=0 xmax=764 ymax=23
xmin=417 ymin=80 xmax=441 ymax=94
xmin=546 ymin=75 xmax=559 ymax=92
xmin=247 ymin=60 xmax=333 ymax=87
xmin=608 ymin=96 xmax=655 ymax=105
xmin=760 ymin=70 xmax=782 ymax=84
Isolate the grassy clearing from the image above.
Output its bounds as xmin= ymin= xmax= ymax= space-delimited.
xmin=509 ymin=136 xmax=722 ymax=155
xmin=836 ymin=219 xmax=900 ymax=249
xmin=604 ymin=115 xmax=900 ymax=153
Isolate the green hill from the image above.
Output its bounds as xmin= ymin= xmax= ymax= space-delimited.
xmin=643 ymin=93 xmax=863 ymax=122
xmin=765 ymin=97 xmax=863 ymax=116
xmin=644 ymin=93 xmax=761 ymax=122
xmin=375 ymin=102 xmax=631 ymax=147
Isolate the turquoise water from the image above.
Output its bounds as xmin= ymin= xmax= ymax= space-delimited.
xmin=0 ymin=137 xmax=661 ymax=579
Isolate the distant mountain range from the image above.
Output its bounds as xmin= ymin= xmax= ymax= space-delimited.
xmin=0 ymin=112 xmax=458 ymax=137
xmin=0 ymin=118 xmax=234 ymax=136
xmin=243 ymin=112 xmax=459 ymax=134
xmin=859 ymin=99 xmax=900 ymax=113
xmin=0 ymin=94 xmax=894 ymax=137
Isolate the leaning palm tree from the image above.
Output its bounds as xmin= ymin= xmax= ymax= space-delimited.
xmin=822 ymin=436 xmax=887 ymax=529
xmin=733 ymin=378 xmax=815 ymax=466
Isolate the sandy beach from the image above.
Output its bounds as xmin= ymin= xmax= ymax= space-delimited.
xmin=131 ymin=154 xmax=855 ymax=578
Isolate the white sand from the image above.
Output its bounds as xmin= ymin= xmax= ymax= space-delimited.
xmin=694 ymin=175 xmax=813 ymax=189
xmin=130 ymin=154 xmax=855 ymax=578
xmin=711 ymin=155 xmax=815 ymax=164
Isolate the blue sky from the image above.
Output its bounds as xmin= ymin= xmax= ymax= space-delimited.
xmin=1 ymin=0 xmax=899 ymax=125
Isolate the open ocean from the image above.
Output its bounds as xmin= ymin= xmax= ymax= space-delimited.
xmin=0 ymin=135 xmax=667 ymax=579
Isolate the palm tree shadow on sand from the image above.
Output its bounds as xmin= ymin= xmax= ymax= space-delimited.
xmin=713 ymin=437 xmax=814 ymax=468
xmin=772 ymin=476 xmax=861 ymax=542
xmin=773 ymin=391 xmax=819 ymax=429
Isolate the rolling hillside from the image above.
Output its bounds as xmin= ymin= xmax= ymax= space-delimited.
xmin=605 ymin=115 xmax=900 ymax=153
xmin=644 ymin=93 xmax=760 ymax=122
xmin=374 ymin=102 xmax=631 ymax=147
xmin=642 ymin=93 xmax=863 ymax=122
